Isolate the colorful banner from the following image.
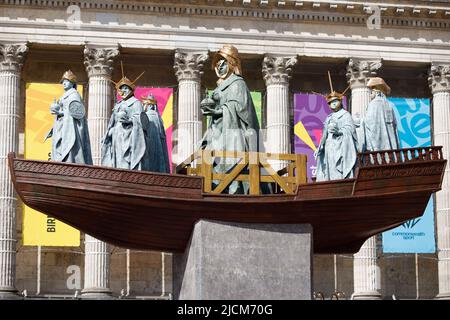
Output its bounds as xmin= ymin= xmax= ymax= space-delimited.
xmin=382 ymin=98 xmax=435 ymax=253
xmin=251 ymin=91 xmax=262 ymax=127
xmin=117 ymin=87 xmax=174 ymax=172
xmin=24 ymin=83 xmax=80 ymax=247
xmin=293 ymin=93 xmax=347 ymax=180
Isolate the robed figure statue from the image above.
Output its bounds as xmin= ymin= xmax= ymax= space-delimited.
xmin=315 ymin=73 xmax=358 ymax=181
xmin=200 ymin=44 xmax=260 ymax=194
xmin=362 ymin=77 xmax=399 ymax=152
xmin=141 ymin=94 xmax=170 ymax=173
xmin=101 ymin=64 xmax=149 ymax=170
xmin=47 ymin=70 xmax=92 ymax=165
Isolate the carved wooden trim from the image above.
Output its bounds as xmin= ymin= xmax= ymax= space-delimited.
xmin=14 ymin=160 xmax=203 ymax=189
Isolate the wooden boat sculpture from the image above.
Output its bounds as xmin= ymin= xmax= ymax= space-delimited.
xmin=8 ymin=146 xmax=446 ymax=254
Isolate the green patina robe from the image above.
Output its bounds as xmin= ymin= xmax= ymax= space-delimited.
xmin=49 ymin=88 xmax=93 ymax=165
xmin=316 ymin=108 xmax=358 ymax=182
xmin=201 ymin=74 xmax=260 ymax=194
xmin=101 ymin=96 xmax=148 ymax=170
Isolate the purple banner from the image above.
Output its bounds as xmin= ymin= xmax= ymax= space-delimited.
xmin=294 ymin=93 xmax=347 ymax=180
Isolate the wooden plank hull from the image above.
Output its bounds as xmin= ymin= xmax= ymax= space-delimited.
xmin=8 ymin=151 xmax=446 ymax=254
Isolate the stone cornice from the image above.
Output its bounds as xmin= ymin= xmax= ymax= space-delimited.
xmin=0 ymin=43 xmax=28 ymax=73
xmin=173 ymin=50 xmax=209 ymax=82
xmin=1 ymin=20 xmax=450 ymax=64
xmin=262 ymin=55 xmax=298 ymax=86
xmin=1 ymin=0 xmax=450 ymax=30
xmin=428 ymin=63 xmax=450 ymax=94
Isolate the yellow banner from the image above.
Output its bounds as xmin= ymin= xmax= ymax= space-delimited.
xmin=23 ymin=83 xmax=80 ymax=246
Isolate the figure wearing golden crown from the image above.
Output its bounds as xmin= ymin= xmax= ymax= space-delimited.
xmin=141 ymin=93 xmax=170 ymax=173
xmin=101 ymin=63 xmax=149 ymax=170
xmin=199 ymin=45 xmax=260 ymax=194
xmin=362 ymin=77 xmax=399 ymax=152
xmin=315 ymin=72 xmax=358 ymax=182
xmin=46 ymin=70 xmax=93 ymax=164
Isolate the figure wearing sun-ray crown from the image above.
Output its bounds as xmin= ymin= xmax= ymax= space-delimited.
xmin=101 ymin=62 xmax=149 ymax=170
xmin=314 ymin=72 xmax=358 ymax=181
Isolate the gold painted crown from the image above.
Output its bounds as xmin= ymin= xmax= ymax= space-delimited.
xmin=313 ymin=71 xmax=350 ymax=104
xmin=60 ymin=70 xmax=77 ymax=83
xmin=141 ymin=93 xmax=157 ymax=105
xmin=212 ymin=44 xmax=242 ymax=76
xmin=367 ymin=77 xmax=391 ymax=95
xmin=111 ymin=61 xmax=145 ymax=91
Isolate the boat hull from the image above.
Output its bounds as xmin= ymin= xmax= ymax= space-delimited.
xmin=9 ymin=151 xmax=446 ymax=254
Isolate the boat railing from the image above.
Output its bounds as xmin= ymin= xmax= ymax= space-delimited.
xmin=176 ymin=150 xmax=307 ymax=195
xmin=357 ymin=146 xmax=444 ymax=167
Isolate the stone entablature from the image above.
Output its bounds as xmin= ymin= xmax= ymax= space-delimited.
xmin=1 ymin=0 xmax=450 ymax=29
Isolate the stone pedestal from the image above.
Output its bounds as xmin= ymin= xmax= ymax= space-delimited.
xmin=347 ymin=58 xmax=383 ymax=300
xmin=173 ymin=220 xmax=312 ymax=300
xmin=429 ymin=63 xmax=450 ymax=300
xmin=0 ymin=43 xmax=27 ymax=300
xmin=82 ymin=46 xmax=119 ymax=299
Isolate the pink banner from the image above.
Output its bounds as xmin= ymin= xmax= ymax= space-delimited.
xmin=118 ymin=87 xmax=174 ymax=172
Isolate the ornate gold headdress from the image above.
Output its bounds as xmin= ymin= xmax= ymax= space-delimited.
xmin=313 ymin=71 xmax=350 ymax=104
xmin=212 ymin=44 xmax=242 ymax=76
xmin=141 ymin=93 xmax=157 ymax=105
xmin=60 ymin=70 xmax=77 ymax=83
xmin=367 ymin=77 xmax=391 ymax=95
xmin=110 ymin=61 xmax=145 ymax=91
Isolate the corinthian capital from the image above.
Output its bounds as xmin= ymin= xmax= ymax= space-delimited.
xmin=346 ymin=58 xmax=382 ymax=89
xmin=173 ymin=50 xmax=208 ymax=82
xmin=84 ymin=46 xmax=120 ymax=77
xmin=262 ymin=55 xmax=297 ymax=86
xmin=0 ymin=43 xmax=28 ymax=73
xmin=428 ymin=63 xmax=450 ymax=94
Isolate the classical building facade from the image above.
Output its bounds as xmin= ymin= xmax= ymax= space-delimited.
xmin=0 ymin=0 xmax=449 ymax=299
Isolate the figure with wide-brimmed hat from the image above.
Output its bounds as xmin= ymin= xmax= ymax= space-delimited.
xmin=315 ymin=72 xmax=358 ymax=182
xmin=141 ymin=93 xmax=170 ymax=173
xmin=199 ymin=44 xmax=260 ymax=194
xmin=46 ymin=70 xmax=93 ymax=164
xmin=362 ymin=77 xmax=399 ymax=152
xmin=101 ymin=62 xmax=149 ymax=170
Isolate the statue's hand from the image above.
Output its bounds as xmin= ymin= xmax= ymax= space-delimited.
xmin=212 ymin=107 xmax=223 ymax=116
xmin=117 ymin=111 xmax=130 ymax=123
xmin=50 ymin=103 xmax=60 ymax=115
xmin=328 ymin=123 xmax=339 ymax=135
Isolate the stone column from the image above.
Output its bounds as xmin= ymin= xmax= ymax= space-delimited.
xmin=82 ymin=46 xmax=119 ymax=299
xmin=429 ymin=63 xmax=450 ymax=299
xmin=173 ymin=50 xmax=208 ymax=164
xmin=0 ymin=43 xmax=27 ymax=299
xmin=346 ymin=58 xmax=382 ymax=300
xmin=346 ymin=58 xmax=382 ymax=118
xmin=262 ymin=55 xmax=297 ymax=170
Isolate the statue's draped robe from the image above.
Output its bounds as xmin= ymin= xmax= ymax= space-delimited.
xmin=101 ymin=96 xmax=148 ymax=170
xmin=50 ymin=88 xmax=93 ymax=165
xmin=363 ymin=95 xmax=399 ymax=152
xmin=316 ymin=108 xmax=358 ymax=182
xmin=144 ymin=107 xmax=170 ymax=173
xmin=201 ymin=74 xmax=260 ymax=194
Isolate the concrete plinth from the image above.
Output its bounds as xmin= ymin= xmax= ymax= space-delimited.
xmin=173 ymin=220 xmax=313 ymax=300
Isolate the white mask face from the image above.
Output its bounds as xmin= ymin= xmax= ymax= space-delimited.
xmin=119 ymin=85 xmax=132 ymax=99
xmin=329 ymin=99 xmax=341 ymax=111
xmin=215 ymin=59 xmax=229 ymax=79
